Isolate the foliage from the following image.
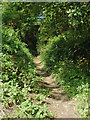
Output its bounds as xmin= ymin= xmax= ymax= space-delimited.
xmin=40 ymin=31 xmax=89 ymax=117
xmin=2 ymin=2 xmax=42 ymax=55
xmin=75 ymin=83 xmax=89 ymax=118
xmin=41 ymin=30 xmax=89 ymax=71
xmin=2 ymin=2 xmax=89 ymax=118
xmin=2 ymin=25 xmax=53 ymax=118
xmin=2 ymin=25 xmax=35 ymax=71
xmin=37 ymin=2 xmax=89 ymax=54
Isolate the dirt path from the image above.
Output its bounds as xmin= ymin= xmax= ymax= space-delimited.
xmin=33 ymin=56 xmax=79 ymax=118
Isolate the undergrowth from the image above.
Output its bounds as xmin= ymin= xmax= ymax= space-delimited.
xmin=2 ymin=25 xmax=53 ymax=118
xmin=40 ymin=31 xmax=89 ymax=118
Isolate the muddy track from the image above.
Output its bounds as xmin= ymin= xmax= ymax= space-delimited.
xmin=33 ymin=56 xmax=79 ymax=118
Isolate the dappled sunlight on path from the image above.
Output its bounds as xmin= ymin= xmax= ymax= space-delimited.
xmin=33 ymin=56 xmax=79 ymax=118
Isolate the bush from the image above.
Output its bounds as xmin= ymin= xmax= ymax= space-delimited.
xmin=40 ymin=31 xmax=89 ymax=118
xmin=75 ymin=83 xmax=89 ymax=118
xmin=2 ymin=25 xmax=53 ymax=118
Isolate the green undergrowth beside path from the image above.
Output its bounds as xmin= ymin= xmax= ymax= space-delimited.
xmin=2 ymin=26 xmax=53 ymax=118
xmin=40 ymin=31 xmax=89 ymax=118
xmin=2 ymin=2 xmax=89 ymax=118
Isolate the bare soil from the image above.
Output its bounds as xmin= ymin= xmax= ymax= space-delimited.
xmin=0 ymin=56 xmax=80 ymax=118
xmin=33 ymin=56 xmax=79 ymax=118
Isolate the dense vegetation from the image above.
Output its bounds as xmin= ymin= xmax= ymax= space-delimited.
xmin=2 ymin=25 xmax=53 ymax=118
xmin=2 ymin=2 xmax=89 ymax=118
xmin=39 ymin=3 xmax=89 ymax=118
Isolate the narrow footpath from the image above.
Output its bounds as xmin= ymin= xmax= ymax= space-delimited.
xmin=33 ymin=56 xmax=79 ymax=118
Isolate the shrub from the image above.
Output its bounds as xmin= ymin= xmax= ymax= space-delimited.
xmin=40 ymin=31 xmax=89 ymax=118
xmin=75 ymin=83 xmax=89 ymax=118
xmin=2 ymin=25 xmax=53 ymax=118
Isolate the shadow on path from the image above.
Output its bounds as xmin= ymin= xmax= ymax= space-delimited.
xmin=34 ymin=57 xmax=69 ymax=101
xmin=33 ymin=56 xmax=79 ymax=118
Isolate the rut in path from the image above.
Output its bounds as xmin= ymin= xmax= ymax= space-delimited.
xmin=33 ymin=56 xmax=79 ymax=118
